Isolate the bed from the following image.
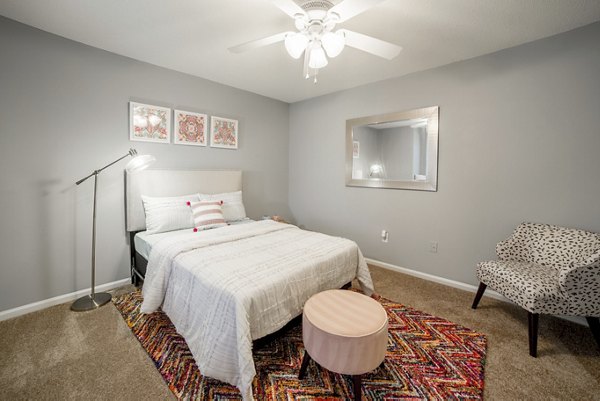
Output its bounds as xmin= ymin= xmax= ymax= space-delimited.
xmin=125 ymin=169 xmax=374 ymax=400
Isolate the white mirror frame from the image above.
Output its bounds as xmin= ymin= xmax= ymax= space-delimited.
xmin=346 ymin=106 xmax=439 ymax=191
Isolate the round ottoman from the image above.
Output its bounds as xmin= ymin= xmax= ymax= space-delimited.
xmin=299 ymin=289 xmax=388 ymax=400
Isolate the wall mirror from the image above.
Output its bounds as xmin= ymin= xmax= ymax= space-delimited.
xmin=346 ymin=106 xmax=439 ymax=191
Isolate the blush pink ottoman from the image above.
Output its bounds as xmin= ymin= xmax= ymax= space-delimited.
xmin=299 ymin=289 xmax=388 ymax=400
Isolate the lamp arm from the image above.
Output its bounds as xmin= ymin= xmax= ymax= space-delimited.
xmin=75 ymin=150 xmax=134 ymax=185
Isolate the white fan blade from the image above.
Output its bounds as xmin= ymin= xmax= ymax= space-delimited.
xmin=329 ymin=0 xmax=385 ymax=22
xmin=272 ymin=0 xmax=306 ymax=18
xmin=339 ymin=29 xmax=402 ymax=59
xmin=228 ymin=32 xmax=290 ymax=54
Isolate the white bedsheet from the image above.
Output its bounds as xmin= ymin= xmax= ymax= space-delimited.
xmin=140 ymin=220 xmax=374 ymax=400
xmin=134 ymin=218 xmax=253 ymax=260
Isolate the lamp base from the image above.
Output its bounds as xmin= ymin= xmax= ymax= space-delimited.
xmin=71 ymin=292 xmax=112 ymax=312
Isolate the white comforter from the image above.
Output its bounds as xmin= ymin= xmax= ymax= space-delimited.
xmin=140 ymin=220 xmax=374 ymax=400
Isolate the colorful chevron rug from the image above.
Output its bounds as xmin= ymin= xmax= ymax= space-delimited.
xmin=113 ymin=290 xmax=486 ymax=400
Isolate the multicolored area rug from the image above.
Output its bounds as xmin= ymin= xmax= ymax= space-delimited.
xmin=113 ymin=291 xmax=486 ymax=400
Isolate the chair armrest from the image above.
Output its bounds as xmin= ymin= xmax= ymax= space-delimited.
xmin=496 ymin=238 xmax=516 ymax=261
xmin=559 ymin=261 xmax=600 ymax=316
xmin=572 ymin=249 xmax=600 ymax=268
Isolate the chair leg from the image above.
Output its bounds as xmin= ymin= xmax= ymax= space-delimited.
xmin=352 ymin=375 xmax=362 ymax=401
xmin=471 ymin=283 xmax=487 ymax=309
xmin=298 ymin=351 xmax=311 ymax=379
xmin=528 ymin=312 xmax=539 ymax=357
xmin=586 ymin=317 xmax=600 ymax=349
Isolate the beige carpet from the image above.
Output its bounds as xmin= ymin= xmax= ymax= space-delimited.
xmin=0 ymin=266 xmax=598 ymax=400
xmin=368 ymin=266 xmax=600 ymax=400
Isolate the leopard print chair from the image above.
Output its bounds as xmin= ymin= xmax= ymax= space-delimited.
xmin=471 ymin=222 xmax=600 ymax=357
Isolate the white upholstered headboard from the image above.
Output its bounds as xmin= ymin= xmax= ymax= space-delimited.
xmin=125 ymin=169 xmax=242 ymax=232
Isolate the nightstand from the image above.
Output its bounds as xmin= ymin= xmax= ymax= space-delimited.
xmin=261 ymin=215 xmax=290 ymax=224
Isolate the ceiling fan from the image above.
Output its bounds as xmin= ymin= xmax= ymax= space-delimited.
xmin=229 ymin=0 xmax=402 ymax=83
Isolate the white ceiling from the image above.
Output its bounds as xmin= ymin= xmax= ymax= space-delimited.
xmin=1 ymin=0 xmax=599 ymax=103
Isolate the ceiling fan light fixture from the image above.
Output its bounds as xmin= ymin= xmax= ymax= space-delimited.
xmin=294 ymin=14 xmax=308 ymax=30
xmin=326 ymin=11 xmax=341 ymax=22
xmin=284 ymin=32 xmax=309 ymax=59
xmin=321 ymin=30 xmax=345 ymax=58
xmin=229 ymin=0 xmax=403 ymax=82
xmin=324 ymin=11 xmax=340 ymax=30
xmin=308 ymin=45 xmax=328 ymax=69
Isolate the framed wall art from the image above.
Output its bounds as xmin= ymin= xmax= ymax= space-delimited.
xmin=129 ymin=102 xmax=171 ymax=143
xmin=174 ymin=110 xmax=207 ymax=146
xmin=210 ymin=116 xmax=238 ymax=149
xmin=353 ymin=141 xmax=360 ymax=158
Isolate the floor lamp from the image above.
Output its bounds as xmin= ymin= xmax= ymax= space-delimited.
xmin=71 ymin=148 xmax=155 ymax=312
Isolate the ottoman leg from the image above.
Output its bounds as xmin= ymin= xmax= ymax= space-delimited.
xmin=353 ymin=375 xmax=362 ymax=401
xmin=298 ymin=351 xmax=311 ymax=379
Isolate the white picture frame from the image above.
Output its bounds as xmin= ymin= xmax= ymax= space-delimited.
xmin=210 ymin=116 xmax=239 ymax=149
xmin=174 ymin=110 xmax=208 ymax=146
xmin=129 ymin=102 xmax=171 ymax=144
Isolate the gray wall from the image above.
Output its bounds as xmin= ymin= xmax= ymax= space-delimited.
xmin=379 ymin=127 xmax=415 ymax=181
xmin=289 ymin=22 xmax=600 ymax=286
xmin=0 ymin=17 xmax=290 ymax=312
xmin=351 ymin=126 xmax=379 ymax=179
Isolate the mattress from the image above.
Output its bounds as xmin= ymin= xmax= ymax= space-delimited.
xmin=134 ymin=218 xmax=254 ymax=260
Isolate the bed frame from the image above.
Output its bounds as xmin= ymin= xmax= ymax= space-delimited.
xmin=125 ymin=169 xmax=243 ymax=286
xmin=129 ymin=231 xmax=148 ymax=286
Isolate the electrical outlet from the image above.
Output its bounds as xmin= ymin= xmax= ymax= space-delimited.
xmin=381 ymin=230 xmax=389 ymax=243
xmin=429 ymin=241 xmax=438 ymax=253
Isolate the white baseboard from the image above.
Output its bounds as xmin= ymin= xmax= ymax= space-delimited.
xmin=0 ymin=278 xmax=131 ymax=322
xmin=365 ymin=257 xmax=588 ymax=327
xmin=365 ymin=257 xmax=507 ymax=301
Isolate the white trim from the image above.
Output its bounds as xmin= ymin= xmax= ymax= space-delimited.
xmin=365 ymin=257 xmax=588 ymax=327
xmin=365 ymin=257 xmax=507 ymax=301
xmin=0 ymin=278 xmax=130 ymax=322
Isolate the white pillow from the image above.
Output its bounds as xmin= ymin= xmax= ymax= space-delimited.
xmin=198 ymin=191 xmax=246 ymax=222
xmin=141 ymin=194 xmax=199 ymax=234
xmin=189 ymin=200 xmax=228 ymax=231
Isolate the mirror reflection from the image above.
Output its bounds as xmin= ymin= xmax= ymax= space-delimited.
xmin=346 ymin=106 xmax=438 ymax=191
xmin=352 ymin=118 xmax=428 ymax=181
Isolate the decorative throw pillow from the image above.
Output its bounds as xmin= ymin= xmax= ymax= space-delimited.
xmin=198 ymin=191 xmax=247 ymax=222
xmin=188 ymin=200 xmax=228 ymax=231
xmin=142 ymin=194 xmax=199 ymax=234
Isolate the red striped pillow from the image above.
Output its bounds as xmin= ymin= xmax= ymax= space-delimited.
xmin=187 ymin=200 xmax=227 ymax=231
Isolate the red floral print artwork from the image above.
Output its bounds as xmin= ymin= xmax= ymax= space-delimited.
xmin=177 ymin=113 xmax=206 ymax=144
xmin=132 ymin=105 xmax=169 ymax=141
xmin=211 ymin=118 xmax=238 ymax=148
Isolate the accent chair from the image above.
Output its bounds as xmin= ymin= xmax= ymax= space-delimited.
xmin=471 ymin=222 xmax=600 ymax=357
